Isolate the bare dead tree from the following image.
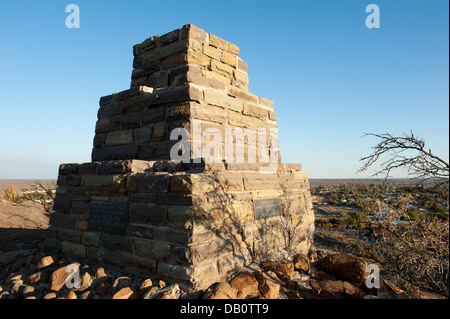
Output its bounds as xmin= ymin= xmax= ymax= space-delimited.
xmin=21 ymin=180 xmax=56 ymax=216
xmin=354 ymin=132 xmax=449 ymax=296
xmin=358 ymin=131 xmax=449 ymax=187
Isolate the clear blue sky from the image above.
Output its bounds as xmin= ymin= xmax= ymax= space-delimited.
xmin=0 ymin=0 xmax=448 ymax=179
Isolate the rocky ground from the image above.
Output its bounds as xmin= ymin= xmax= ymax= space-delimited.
xmin=0 ymin=245 xmax=414 ymax=300
xmin=0 ymin=193 xmax=446 ymax=300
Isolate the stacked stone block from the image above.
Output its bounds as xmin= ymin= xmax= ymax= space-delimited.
xmin=93 ymin=24 xmax=278 ymax=163
xmin=48 ymin=25 xmax=314 ymax=291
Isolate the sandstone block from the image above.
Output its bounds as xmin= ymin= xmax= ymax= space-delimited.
xmin=139 ymin=278 xmax=153 ymax=295
xmin=105 ymin=130 xmax=134 ymax=146
xmin=123 ymin=255 xmax=157 ymax=272
xmin=310 ymin=280 xmax=365 ymax=299
xmin=141 ymin=39 xmax=189 ymax=65
xmin=254 ymin=271 xmax=281 ymax=299
xmin=251 ymin=189 xmax=283 ymax=199
xmin=95 ymin=118 xmax=110 ymax=133
xmin=129 ymin=203 xmax=167 ymax=226
xmin=62 ymin=242 xmax=86 ymax=259
xmin=211 ymin=59 xmax=234 ymax=77
xmin=53 ymin=195 xmax=71 ymax=214
xmin=204 ymin=90 xmax=243 ymax=112
xmin=204 ymin=69 xmax=231 ymax=85
xmin=110 ymin=113 xmax=141 ymax=131
xmin=148 ymin=70 xmax=169 ymax=88
xmin=98 ymin=102 xmax=124 ymax=119
xmin=170 ymin=174 xmax=214 ymax=194
xmin=268 ymin=110 xmax=277 ymax=121
xmin=160 ymin=29 xmax=182 ymax=46
xmin=209 ymin=34 xmax=228 ymax=51
xmin=168 ymin=206 xmax=197 ymax=230
xmin=81 ymin=231 xmax=101 ymax=246
xmin=234 ymin=69 xmax=249 ymax=86
xmin=186 ymin=65 xmax=227 ymax=90
xmin=149 ymin=283 xmax=182 ymax=299
xmin=258 ymin=96 xmax=274 ymax=109
xmin=112 ymin=287 xmax=140 ymax=299
xmin=148 ymin=86 xmax=202 ymax=106
xmin=203 ymin=44 xmax=222 ymax=60
xmin=155 ymin=228 xmax=207 ymax=245
xmin=134 ymin=240 xmax=171 ymax=260
xmin=92 ymin=145 xmax=139 ymax=161
xmin=186 ymin=50 xmax=211 ymax=67
xmin=227 ymin=42 xmax=240 ymax=55
xmin=182 ymin=24 xmax=207 ymax=42
xmin=118 ymin=86 xmax=154 ymax=100
xmin=157 ymin=262 xmax=193 ymax=282
xmin=49 ymin=262 xmax=81 ymax=292
xmin=204 ymin=282 xmax=238 ymax=299
xmin=227 ymin=86 xmax=258 ymax=104
xmin=237 ymin=58 xmax=248 ymax=72
xmin=35 ymin=255 xmax=57 ymax=269
xmin=142 ymin=106 xmax=164 ymax=123
xmin=230 ymin=271 xmax=259 ymax=299
xmin=57 ymin=229 xmax=81 ymax=243
xmin=228 ymin=111 xmax=254 ymax=128
xmin=221 ymin=52 xmax=237 ymax=67
xmin=101 ymin=234 xmax=131 ymax=252
xmin=155 ymin=193 xmax=194 ymax=206
xmin=86 ymin=246 xmax=124 ymax=266
xmin=243 ymin=174 xmax=280 ymax=190
xmin=261 ymin=259 xmax=294 ymax=281
xmin=128 ymin=224 xmax=155 ymax=239
xmin=188 ymin=237 xmax=233 ymax=265
xmin=152 ymin=123 xmax=166 ymax=141
xmin=49 ymin=213 xmax=78 ymax=231
xmin=162 ymin=52 xmax=186 ymax=69
xmin=84 ymin=174 xmax=127 ymax=195
xmin=244 ymin=103 xmax=267 ymax=119
xmin=59 ymin=163 xmax=78 ymax=175
xmin=123 ymin=96 xmax=149 ymax=113
xmin=191 ymin=103 xmax=227 ymax=124
xmin=293 ymin=253 xmax=311 ymax=273
xmin=127 ymin=173 xmax=170 ymax=193
xmin=27 ymin=271 xmax=50 ymax=285
xmin=214 ymin=173 xmax=244 ymax=191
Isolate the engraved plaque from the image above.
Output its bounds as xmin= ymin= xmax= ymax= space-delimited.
xmin=88 ymin=202 xmax=128 ymax=235
xmin=253 ymin=198 xmax=282 ymax=220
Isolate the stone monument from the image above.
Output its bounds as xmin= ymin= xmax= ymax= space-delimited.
xmin=47 ymin=24 xmax=314 ymax=290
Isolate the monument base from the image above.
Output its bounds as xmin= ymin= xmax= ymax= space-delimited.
xmin=46 ymin=159 xmax=314 ymax=290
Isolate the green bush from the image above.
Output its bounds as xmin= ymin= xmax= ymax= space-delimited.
xmin=432 ymin=203 xmax=446 ymax=214
xmin=328 ymin=193 xmax=339 ymax=205
xmin=408 ymin=209 xmax=422 ymax=223
xmin=347 ymin=211 xmax=366 ymax=230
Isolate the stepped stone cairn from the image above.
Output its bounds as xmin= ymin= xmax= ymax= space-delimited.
xmin=47 ymin=24 xmax=315 ymax=291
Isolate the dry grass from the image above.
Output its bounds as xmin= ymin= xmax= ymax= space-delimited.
xmin=3 ymin=185 xmax=22 ymax=203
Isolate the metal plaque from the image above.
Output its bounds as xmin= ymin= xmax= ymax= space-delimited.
xmin=253 ymin=197 xmax=282 ymax=220
xmin=88 ymin=202 xmax=128 ymax=235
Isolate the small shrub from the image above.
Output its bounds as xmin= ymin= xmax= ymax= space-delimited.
xmin=3 ymin=185 xmax=21 ymax=203
xmin=407 ymin=209 xmax=422 ymax=223
xmin=328 ymin=194 xmax=339 ymax=205
xmin=347 ymin=211 xmax=366 ymax=230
